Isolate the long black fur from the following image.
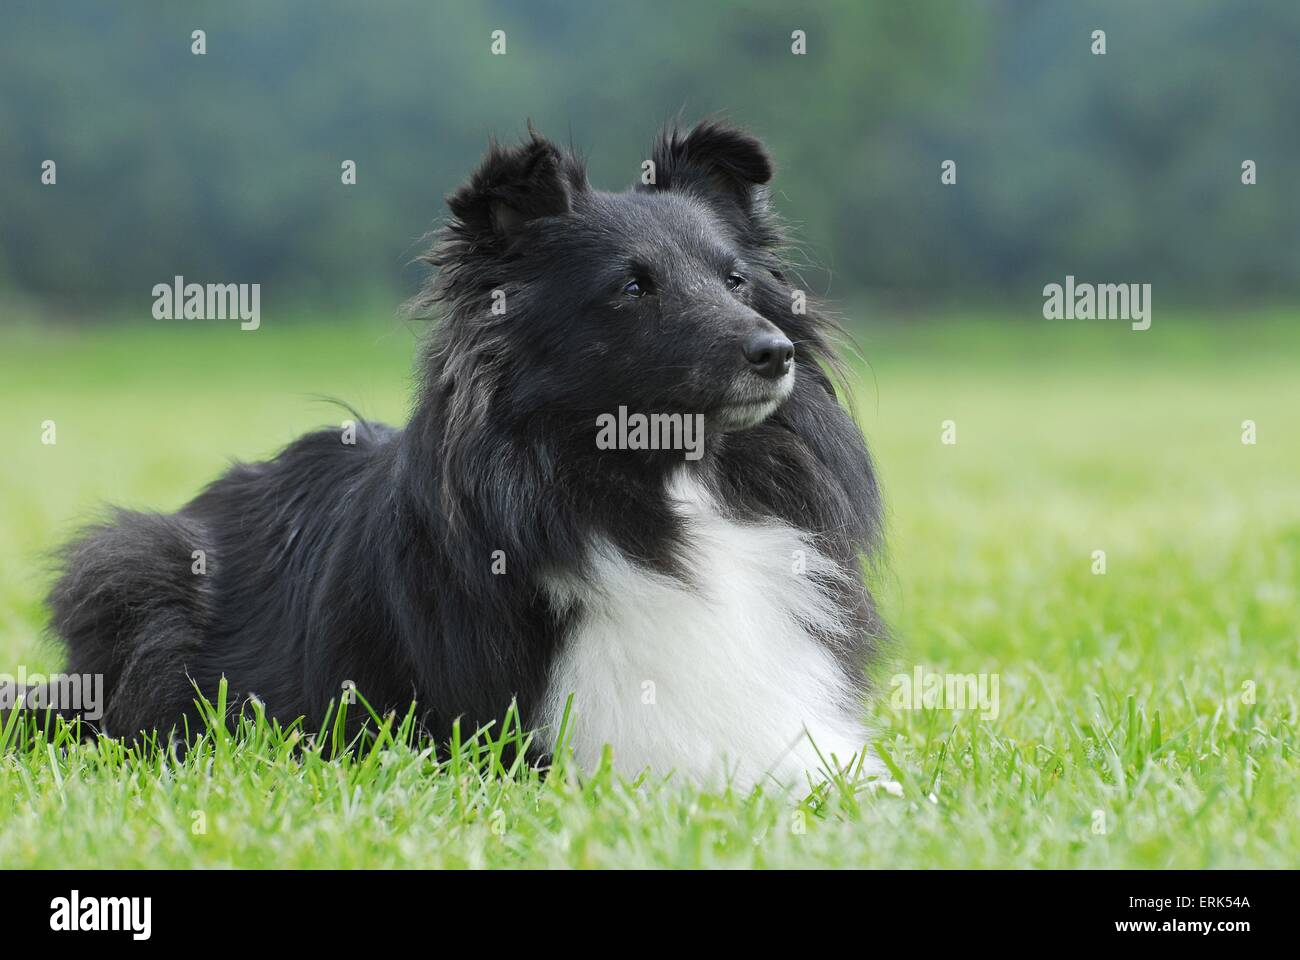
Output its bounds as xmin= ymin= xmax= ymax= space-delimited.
xmin=45 ymin=120 xmax=885 ymax=751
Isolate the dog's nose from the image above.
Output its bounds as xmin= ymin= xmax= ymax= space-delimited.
xmin=742 ymin=333 xmax=794 ymax=380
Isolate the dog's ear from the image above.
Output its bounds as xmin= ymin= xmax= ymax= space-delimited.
xmin=446 ymin=128 xmax=586 ymax=247
xmin=642 ymin=120 xmax=773 ymax=216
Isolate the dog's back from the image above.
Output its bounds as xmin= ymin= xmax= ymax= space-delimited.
xmin=49 ymin=421 xmax=401 ymax=737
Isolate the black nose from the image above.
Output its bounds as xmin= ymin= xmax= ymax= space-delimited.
xmin=742 ymin=332 xmax=794 ymax=380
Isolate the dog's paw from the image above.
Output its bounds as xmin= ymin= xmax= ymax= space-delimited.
xmin=861 ymin=778 xmax=904 ymax=798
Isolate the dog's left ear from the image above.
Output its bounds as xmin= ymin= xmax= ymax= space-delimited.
xmin=641 ymin=120 xmax=774 ymax=223
xmin=445 ymin=126 xmax=587 ymax=251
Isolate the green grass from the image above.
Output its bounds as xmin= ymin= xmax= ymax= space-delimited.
xmin=2 ymin=311 xmax=1297 ymax=868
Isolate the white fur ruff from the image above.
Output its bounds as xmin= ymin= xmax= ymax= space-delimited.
xmin=541 ymin=473 xmax=884 ymax=792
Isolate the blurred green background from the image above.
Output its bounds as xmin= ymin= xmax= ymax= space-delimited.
xmin=2 ymin=0 xmax=1298 ymax=316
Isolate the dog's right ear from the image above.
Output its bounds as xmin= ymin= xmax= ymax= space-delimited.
xmin=639 ymin=120 xmax=778 ymax=249
xmin=644 ymin=120 xmax=773 ymax=206
xmin=445 ymin=130 xmax=586 ymax=249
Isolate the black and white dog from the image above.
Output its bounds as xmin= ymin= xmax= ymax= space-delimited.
xmin=48 ymin=121 xmax=888 ymax=789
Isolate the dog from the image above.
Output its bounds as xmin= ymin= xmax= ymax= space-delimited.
xmin=44 ymin=120 xmax=889 ymax=790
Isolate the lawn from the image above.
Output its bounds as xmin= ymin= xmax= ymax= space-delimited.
xmin=1 ymin=310 xmax=1296 ymax=868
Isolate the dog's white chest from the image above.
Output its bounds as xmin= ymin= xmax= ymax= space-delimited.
xmin=541 ymin=475 xmax=876 ymax=789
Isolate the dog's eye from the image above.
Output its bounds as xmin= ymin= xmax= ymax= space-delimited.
xmin=725 ymin=273 xmax=746 ymax=291
xmin=623 ymin=279 xmax=645 ymax=299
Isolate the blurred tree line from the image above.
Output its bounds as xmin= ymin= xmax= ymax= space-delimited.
xmin=2 ymin=0 xmax=1297 ymax=317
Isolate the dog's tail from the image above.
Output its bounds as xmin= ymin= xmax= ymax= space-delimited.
xmin=44 ymin=509 xmax=214 ymax=738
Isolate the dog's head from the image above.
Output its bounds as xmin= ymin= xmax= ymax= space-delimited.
xmin=423 ymin=121 xmax=829 ymax=436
